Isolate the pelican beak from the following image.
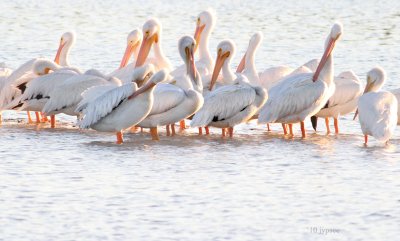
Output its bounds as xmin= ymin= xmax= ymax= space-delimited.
xmin=236 ymin=52 xmax=246 ymax=73
xmin=186 ymin=47 xmax=197 ymax=80
xmin=44 ymin=67 xmax=51 ymax=74
xmin=312 ymin=36 xmax=339 ymax=82
xmin=135 ymin=33 xmax=158 ymax=68
xmin=119 ymin=41 xmax=140 ymax=69
xmin=209 ymin=50 xmax=230 ymax=91
xmin=128 ymin=80 xmax=156 ymax=100
xmin=353 ymin=109 xmax=359 ymax=120
xmin=194 ymin=24 xmax=205 ymax=53
xmin=54 ymin=39 xmax=66 ymax=64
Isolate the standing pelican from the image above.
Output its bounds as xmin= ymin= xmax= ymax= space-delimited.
xmin=76 ymin=70 xmax=168 ymax=144
xmin=258 ymin=23 xmax=343 ymax=138
xmin=137 ymin=36 xmax=204 ymax=140
xmin=310 ymin=70 xmax=363 ymax=134
xmin=135 ymin=19 xmax=172 ymax=71
xmin=107 ymin=29 xmax=143 ymax=83
xmin=191 ymin=40 xmax=267 ymax=137
xmin=354 ymin=67 xmax=397 ymax=145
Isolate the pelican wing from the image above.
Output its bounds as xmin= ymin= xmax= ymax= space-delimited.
xmin=43 ymin=75 xmax=111 ymax=114
xmin=78 ymin=83 xmax=137 ymax=129
xmin=150 ymin=83 xmax=185 ymax=115
xmin=326 ymin=71 xmax=362 ymax=107
xmin=258 ymin=73 xmax=327 ymax=123
xmin=191 ymin=84 xmax=256 ymax=127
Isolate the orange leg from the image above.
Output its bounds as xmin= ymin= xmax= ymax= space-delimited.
xmin=288 ymin=124 xmax=293 ymax=136
xmin=267 ymin=123 xmax=271 ymax=131
xmin=50 ymin=115 xmax=56 ymax=128
xmin=35 ymin=112 xmax=41 ymax=124
xmin=130 ymin=126 xmax=139 ymax=133
xmin=227 ymin=127 xmax=234 ymax=138
xmin=334 ymin=118 xmax=339 ymax=134
xmin=300 ymin=121 xmax=306 ymax=138
xmin=205 ymin=126 xmax=210 ymax=135
xmin=222 ymin=128 xmax=226 ymax=137
xmin=179 ymin=120 xmax=186 ymax=130
xmin=364 ymin=135 xmax=368 ymax=145
xmin=27 ymin=111 xmax=33 ymax=124
xmin=171 ymin=124 xmax=176 ymax=136
xmin=116 ymin=131 xmax=123 ymax=144
xmin=166 ymin=125 xmax=171 ymax=136
xmin=198 ymin=127 xmax=203 ymax=135
xmin=41 ymin=112 xmax=48 ymax=122
xmin=150 ymin=127 xmax=159 ymax=141
xmin=282 ymin=123 xmax=287 ymax=135
xmin=325 ymin=117 xmax=330 ymax=134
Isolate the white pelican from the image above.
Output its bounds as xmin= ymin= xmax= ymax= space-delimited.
xmin=107 ymin=29 xmax=143 ymax=83
xmin=137 ymin=36 xmax=204 ymax=140
xmin=14 ymin=60 xmax=81 ymax=127
xmin=0 ymin=32 xmax=75 ymax=123
xmin=76 ymin=69 xmax=168 ymax=144
xmin=310 ymin=70 xmax=363 ymax=134
xmin=171 ymin=10 xmax=215 ymax=80
xmin=391 ymin=88 xmax=400 ymax=125
xmin=354 ymin=67 xmax=398 ymax=145
xmin=258 ymin=23 xmax=343 ymax=138
xmin=191 ymin=40 xmax=268 ymax=137
xmin=135 ymin=19 xmax=172 ymax=71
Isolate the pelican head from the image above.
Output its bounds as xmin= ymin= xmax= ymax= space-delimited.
xmin=132 ymin=64 xmax=155 ymax=87
xmin=194 ymin=10 xmax=215 ymax=52
xmin=365 ymin=66 xmax=386 ymax=93
xmin=209 ymin=40 xmax=235 ymax=90
xmin=128 ymin=69 xmax=168 ymax=100
xmin=119 ymin=29 xmax=143 ymax=69
xmin=312 ymin=22 xmax=343 ymax=82
xmin=135 ymin=19 xmax=161 ymax=68
xmin=54 ymin=31 xmax=75 ymax=65
xmin=178 ymin=36 xmax=197 ymax=80
xmin=34 ymin=60 xmax=60 ymax=76
xmin=236 ymin=31 xmax=263 ymax=73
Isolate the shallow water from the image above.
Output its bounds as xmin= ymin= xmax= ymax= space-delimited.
xmin=1 ymin=0 xmax=400 ymax=240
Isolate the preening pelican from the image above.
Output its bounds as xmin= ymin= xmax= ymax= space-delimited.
xmin=354 ymin=67 xmax=397 ymax=145
xmin=77 ymin=69 xmax=168 ymax=144
xmin=258 ymin=23 xmax=343 ymax=138
xmin=135 ymin=19 xmax=172 ymax=71
xmin=137 ymin=36 xmax=204 ymax=140
xmin=310 ymin=70 xmax=363 ymax=134
xmin=107 ymin=29 xmax=143 ymax=83
xmin=191 ymin=40 xmax=268 ymax=137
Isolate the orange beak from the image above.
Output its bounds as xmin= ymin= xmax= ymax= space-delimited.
xmin=186 ymin=47 xmax=197 ymax=80
xmin=312 ymin=37 xmax=338 ymax=82
xmin=209 ymin=50 xmax=230 ymax=91
xmin=353 ymin=109 xmax=359 ymax=120
xmin=54 ymin=39 xmax=66 ymax=64
xmin=193 ymin=24 xmax=205 ymax=53
xmin=236 ymin=52 xmax=246 ymax=73
xmin=119 ymin=41 xmax=139 ymax=69
xmin=135 ymin=33 xmax=158 ymax=68
xmin=128 ymin=80 xmax=156 ymax=100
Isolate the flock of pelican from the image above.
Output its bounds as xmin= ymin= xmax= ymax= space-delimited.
xmin=0 ymin=10 xmax=399 ymax=145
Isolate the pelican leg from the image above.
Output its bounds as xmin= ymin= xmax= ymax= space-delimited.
xmin=150 ymin=127 xmax=160 ymax=141
xmin=198 ymin=127 xmax=203 ymax=135
xmin=27 ymin=111 xmax=33 ymax=124
xmin=227 ymin=127 xmax=234 ymax=138
xmin=325 ymin=117 xmax=330 ymax=134
xmin=222 ymin=128 xmax=226 ymax=137
xmin=171 ymin=124 xmax=176 ymax=136
xmin=179 ymin=120 xmax=186 ymax=130
xmin=288 ymin=124 xmax=293 ymax=136
xmin=364 ymin=135 xmax=368 ymax=145
xmin=334 ymin=118 xmax=339 ymax=134
xmin=41 ymin=112 xmax=48 ymax=122
xmin=130 ymin=126 xmax=139 ymax=133
xmin=35 ymin=112 xmax=41 ymax=124
xmin=281 ymin=123 xmax=287 ymax=135
xmin=141 ymin=127 xmax=143 ymax=133
xmin=205 ymin=126 xmax=210 ymax=135
xmin=116 ymin=131 xmax=123 ymax=144
xmin=267 ymin=123 xmax=271 ymax=131
xmin=300 ymin=121 xmax=306 ymax=138
xmin=50 ymin=115 xmax=56 ymax=128
xmin=166 ymin=125 xmax=171 ymax=136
